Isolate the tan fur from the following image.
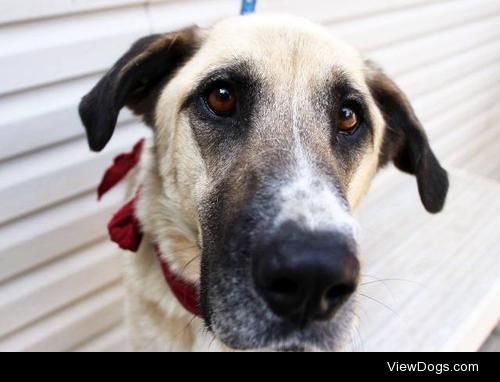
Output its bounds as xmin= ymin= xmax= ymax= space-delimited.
xmin=125 ymin=15 xmax=387 ymax=352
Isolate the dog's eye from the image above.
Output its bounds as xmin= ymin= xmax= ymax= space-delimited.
xmin=206 ymin=85 xmax=236 ymax=116
xmin=338 ymin=106 xmax=359 ymax=132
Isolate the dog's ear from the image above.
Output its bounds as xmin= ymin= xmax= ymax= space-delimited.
xmin=79 ymin=27 xmax=201 ymax=152
xmin=365 ymin=60 xmax=449 ymax=213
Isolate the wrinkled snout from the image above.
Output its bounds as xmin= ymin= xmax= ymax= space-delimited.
xmin=253 ymin=221 xmax=360 ymax=327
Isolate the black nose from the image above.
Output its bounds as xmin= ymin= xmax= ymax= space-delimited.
xmin=253 ymin=222 xmax=359 ymax=327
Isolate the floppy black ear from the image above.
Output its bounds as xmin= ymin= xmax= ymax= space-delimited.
xmin=365 ymin=61 xmax=449 ymax=213
xmin=79 ymin=27 xmax=200 ymax=152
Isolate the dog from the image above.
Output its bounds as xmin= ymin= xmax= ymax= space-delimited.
xmin=79 ymin=15 xmax=449 ymax=352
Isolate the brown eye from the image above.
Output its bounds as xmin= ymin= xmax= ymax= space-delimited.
xmin=338 ymin=106 xmax=359 ymax=131
xmin=206 ymin=86 xmax=236 ymax=115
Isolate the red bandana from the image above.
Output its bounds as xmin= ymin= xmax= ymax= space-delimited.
xmin=98 ymin=140 xmax=201 ymax=318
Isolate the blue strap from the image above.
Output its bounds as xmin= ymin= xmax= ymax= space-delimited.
xmin=241 ymin=0 xmax=257 ymax=15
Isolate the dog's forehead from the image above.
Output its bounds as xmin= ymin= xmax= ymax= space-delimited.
xmin=194 ymin=15 xmax=366 ymax=85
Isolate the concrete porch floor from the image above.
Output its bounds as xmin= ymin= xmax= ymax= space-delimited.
xmin=348 ymin=167 xmax=500 ymax=352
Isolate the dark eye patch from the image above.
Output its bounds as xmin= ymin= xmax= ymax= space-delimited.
xmin=314 ymin=73 xmax=374 ymax=177
xmin=182 ymin=61 xmax=262 ymax=165
xmin=326 ymin=76 xmax=372 ymax=138
xmin=182 ymin=63 xmax=259 ymax=126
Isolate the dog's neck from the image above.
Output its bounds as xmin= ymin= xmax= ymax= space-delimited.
xmin=135 ymin=141 xmax=202 ymax=284
xmin=127 ymin=140 xmax=217 ymax=351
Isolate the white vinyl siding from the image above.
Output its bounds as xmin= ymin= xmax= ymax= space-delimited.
xmin=0 ymin=0 xmax=499 ymax=351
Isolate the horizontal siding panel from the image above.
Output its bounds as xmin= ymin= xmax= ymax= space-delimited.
xmin=259 ymin=0 xmax=440 ymax=23
xmin=413 ymin=62 xmax=500 ymax=123
xmin=0 ymin=6 xmax=148 ymax=59
xmin=149 ymin=0 xmax=240 ymax=32
xmin=0 ymin=0 xmax=450 ymax=28
xmin=0 ymin=8 xmax=498 ymax=161
xmin=0 ymin=34 xmax=142 ymax=95
xmin=434 ymin=102 xmax=500 ymax=177
xmin=327 ymin=0 xmax=500 ymax=52
xmin=360 ymin=60 xmax=500 ymax=139
xmin=0 ymin=241 xmax=121 ymax=338
xmin=0 ymin=124 xmax=148 ymax=225
xmin=369 ymin=14 xmax=500 ymax=76
xmin=396 ymin=79 xmax=500 ymax=172
xmin=75 ymin=323 xmax=128 ymax=352
xmin=148 ymin=0 xmax=439 ymax=33
xmin=428 ymin=83 xmax=500 ymax=147
xmin=0 ymin=1 xmax=237 ymax=96
xmin=0 ymin=6 xmax=151 ymax=96
xmin=2 ymin=0 xmax=497 ymax=97
xmin=0 ymin=187 xmax=126 ymax=283
xmin=3 ymin=1 xmax=491 ymax=96
xmin=0 ymin=284 xmax=123 ymax=352
xmin=0 ymin=74 xmax=137 ymax=162
xmin=465 ymin=142 xmax=500 ymax=181
xmin=396 ymin=38 xmax=500 ymax=98
xmin=1 ymin=17 xmax=499 ymax=162
xmin=445 ymin=107 xmax=500 ymax=168
xmin=0 ymin=0 xmax=150 ymax=25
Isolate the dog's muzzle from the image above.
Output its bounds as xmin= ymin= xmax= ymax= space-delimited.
xmin=201 ymin=166 xmax=361 ymax=351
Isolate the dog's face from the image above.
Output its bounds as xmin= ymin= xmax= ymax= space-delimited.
xmin=80 ymin=16 xmax=448 ymax=351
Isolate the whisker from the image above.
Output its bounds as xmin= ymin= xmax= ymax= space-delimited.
xmin=172 ymin=315 xmax=198 ymax=346
xmin=360 ymin=274 xmax=398 ymax=306
xmin=182 ymin=254 xmax=201 ymax=273
xmin=183 ymin=316 xmax=197 ymax=332
xmin=169 ymin=245 xmax=199 ymax=256
xmin=352 ymin=318 xmax=364 ymax=352
xmin=361 ymin=277 xmax=424 ymax=289
xmin=208 ymin=334 xmax=218 ymax=352
xmin=359 ymin=293 xmax=399 ymax=317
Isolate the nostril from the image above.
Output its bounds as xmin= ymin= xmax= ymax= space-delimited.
xmin=325 ymin=283 xmax=356 ymax=303
xmin=314 ymin=283 xmax=357 ymax=320
xmin=268 ymin=277 xmax=300 ymax=297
